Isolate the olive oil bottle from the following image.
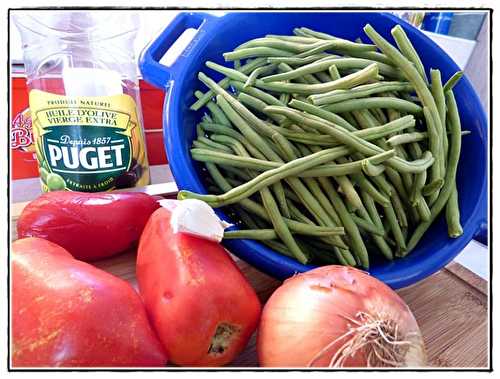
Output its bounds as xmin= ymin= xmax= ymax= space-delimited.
xmin=14 ymin=11 xmax=150 ymax=192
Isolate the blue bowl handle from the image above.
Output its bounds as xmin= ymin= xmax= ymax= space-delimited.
xmin=139 ymin=12 xmax=216 ymax=89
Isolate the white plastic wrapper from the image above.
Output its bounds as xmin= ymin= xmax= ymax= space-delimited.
xmin=159 ymin=199 xmax=232 ymax=242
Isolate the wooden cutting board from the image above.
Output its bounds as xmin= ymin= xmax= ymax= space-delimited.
xmin=10 ymin=183 xmax=489 ymax=368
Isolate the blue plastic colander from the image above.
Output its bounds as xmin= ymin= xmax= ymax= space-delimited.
xmin=140 ymin=12 xmax=488 ymax=288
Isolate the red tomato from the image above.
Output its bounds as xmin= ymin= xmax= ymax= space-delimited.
xmin=17 ymin=191 xmax=160 ymax=261
xmin=136 ymin=207 xmax=261 ymax=366
xmin=12 ymin=237 xmax=167 ymax=367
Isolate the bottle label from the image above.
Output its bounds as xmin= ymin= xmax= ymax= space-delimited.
xmin=29 ymin=90 xmax=149 ymax=192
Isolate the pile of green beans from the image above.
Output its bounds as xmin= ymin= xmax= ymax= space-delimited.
xmin=181 ymin=24 xmax=468 ymax=268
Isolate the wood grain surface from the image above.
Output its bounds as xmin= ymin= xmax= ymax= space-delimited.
xmin=10 ymin=183 xmax=489 ymax=368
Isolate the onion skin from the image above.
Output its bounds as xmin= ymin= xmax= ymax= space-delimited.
xmin=257 ymin=266 xmax=426 ymax=368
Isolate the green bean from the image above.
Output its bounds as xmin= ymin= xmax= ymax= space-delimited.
xmin=275 ymin=116 xmax=415 ymax=145
xmin=309 ymin=81 xmax=413 ymax=105
xmin=406 ymin=90 xmax=463 ymax=253
xmin=288 ymin=99 xmax=357 ymax=131
xmin=205 ymin=163 xmax=346 ymax=239
xmin=364 ymin=25 xmax=444 ymax=149
xmin=345 ymin=50 xmax=395 ymax=66
xmin=329 ymin=64 xmax=341 ymax=80
xmin=287 ymin=202 xmax=312 ymax=224
xmin=320 ymin=181 xmax=369 ymax=268
xmin=430 ymin=69 xmax=448 ymax=175
xmin=306 ymin=150 xmax=395 ymax=177
xmin=233 ymin=206 xmax=260 ymax=229
xmin=390 ymin=190 xmax=408 ymax=228
xmin=214 ymin=132 xmax=291 ymax=219
xmin=360 ymin=191 xmax=394 ymax=260
xmin=264 ymin=106 xmax=434 ymax=173
xmin=213 ymin=133 xmax=291 ymax=220
xmin=315 ymin=71 xmax=332 ymax=83
xmin=207 ymin=60 xmax=380 ymax=95
xmin=192 ymin=140 xmax=213 ymax=150
xmin=384 ymin=100 xmax=406 ymax=125
xmin=384 ymin=166 xmax=411 ymax=204
xmin=198 ymin=122 xmax=245 ymax=142
xmin=198 ymin=76 xmax=286 ymax=143
xmin=430 ymin=69 xmax=446 ymax=132
xmin=370 ymin=174 xmax=393 ymax=197
xmin=195 ymin=122 xmax=205 ymax=138
xmin=323 ymin=97 xmax=422 ymax=115
xmin=288 ymin=107 xmax=416 ymax=141
xmin=422 ymin=179 xmax=445 ymax=196
xmin=446 ymin=183 xmax=463 ymax=237
xmin=416 ymin=198 xmax=431 ymax=222
xmin=293 ymin=39 xmax=373 ymax=58
xmin=237 ymin=92 xmax=284 ymax=123
xmin=423 ymin=106 xmax=443 ymax=205
xmin=224 ymin=47 xmax=295 ymax=61
xmin=295 ymin=27 xmax=377 ymax=52
xmin=260 ymin=187 xmax=308 ymax=263
xmin=192 ymin=146 xmax=395 ymax=178
xmin=205 ymin=61 xmax=249 ymax=82
xmin=351 ymin=214 xmax=385 ymax=236
xmin=394 ymin=145 xmax=415 ymax=195
xmin=196 ymin=136 xmax=233 ymax=153
xmin=201 ymin=113 xmax=213 ymax=123
xmin=244 ymin=64 xmax=277 ymax=88
xmin=230 ymin=81 xmax=285 ymax=107
xmin=212 ymin=92 xmax=281 ymax=161
xmin=191 ymin=57 xmax=267 ymax=110
xmin=410 ymin=164 xmax=427 ymax=206
xmin=199 ymin=122 xmax=267 ymax=160
xmin=203 ymin=101 xmax=232 ymax=127
xmin=272 ymin=181 xmax=290 ymax=219
xmin=395 ymin=128 xmax=467 ymax=149
xmin=235 ymin=37 xmax=320 ymax=53
xmin=267 ymin=137 xmax=354 ymax=257
xmin=272 ymin=132 xmax=297 ymax=160
xmin=364 ymin=25 xmax=441 ymax=108
xmin=351 ymin=172 xmax=390 ymax=207
xmin=370 ymin=107 xmax=389 ymax=125
xmin=261 ymin=57 xmax=402 ymax=83
xmin=285 ymin=176 xmax=354 ymax=260
xmin=183 ymin=144 xmax=357 ymax=206
xmin=328 ymin=157 xmax=361 ymax=211
xmin=276 ymin=62 xmax=320 ymax=85
xmin=383 ymin=197 xmax=407 ymax=254
xmin=350 ymin=109 xmax=412 ymax=204
xmin=387 ymin=132 xmax=427 ymax=146
xmin=224 ymin=229 xmax=279 ymax=240
xmin=259 ymin=62 xmax=380 ymax=94
xmin=272 ymin=134 xmax=347 ymax=243
xmin=292 ymin=107 xmax=415 ymax=143
xmin=444 ymin=94 xmax=464 ymax=238
xmin=362 ymin=159 xmax=386 ymax=176
xmin=267 ymin=53 xmax=331 ymax=66
xmin=391 ymin=25 xmax=428 ymax=84
xmin=266 ymin=34 xmax=319 ymax=44
xmin=279 ymin=93 xmax=291 ymax=105
xmin=443 ymin=71 xmax=463 ymax=92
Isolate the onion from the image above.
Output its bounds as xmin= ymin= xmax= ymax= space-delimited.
xmin=257 ymin=266 xmax=426 ymax=368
